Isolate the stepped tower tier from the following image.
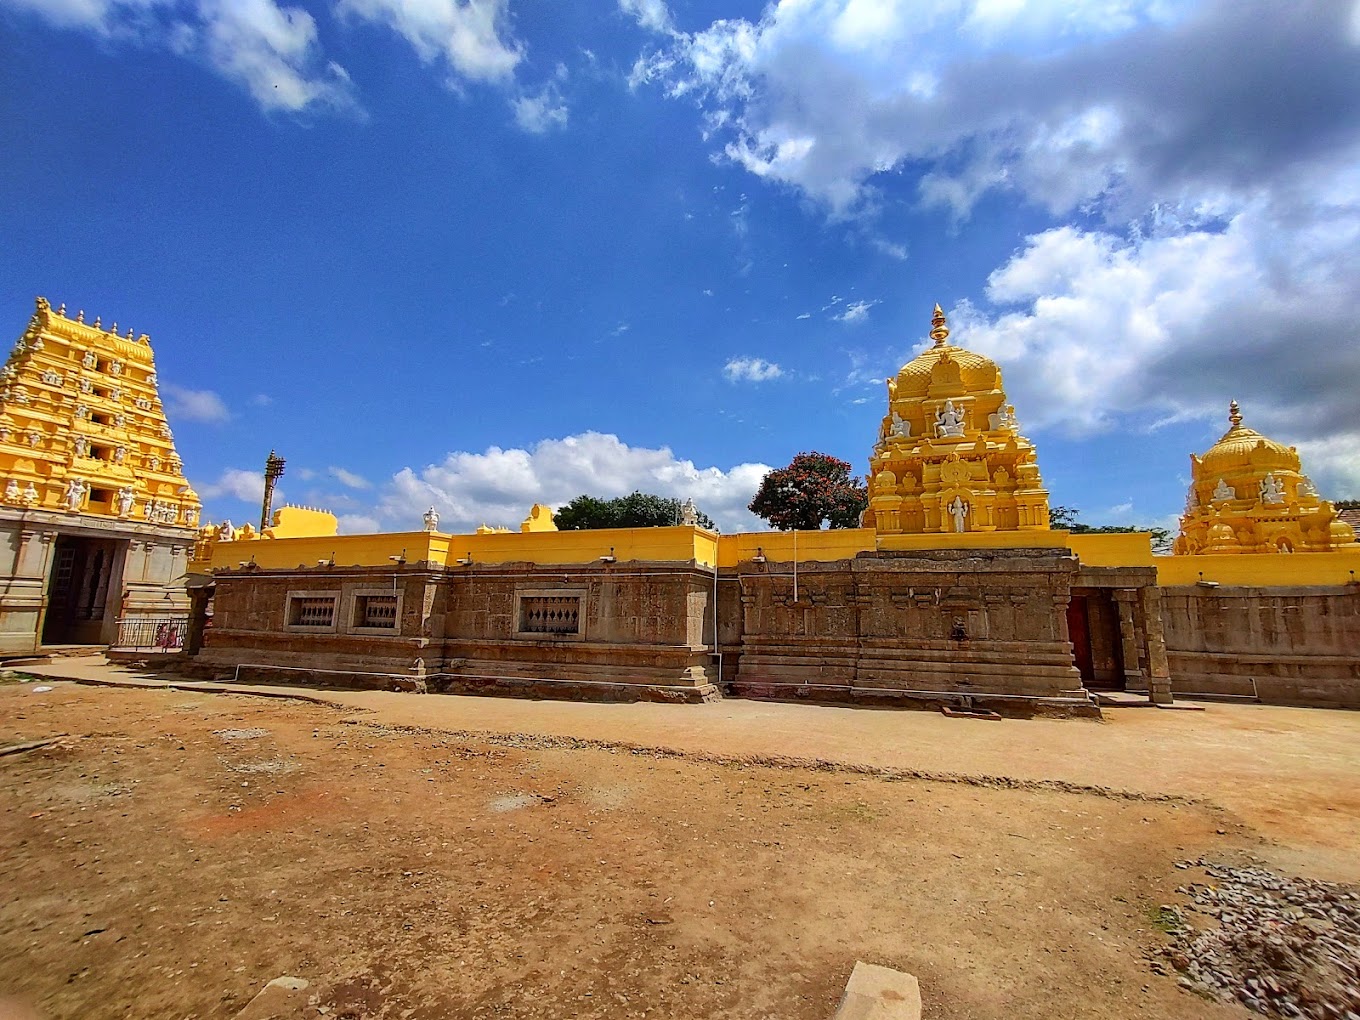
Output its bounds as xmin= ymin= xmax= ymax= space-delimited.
xmin=863 ymin=304 xmax=1050 ymax=535
xmin=0 ymin=296 xmax=200 ymax=526
xmin=1174 ymin=401 xmax=1356 ymax=554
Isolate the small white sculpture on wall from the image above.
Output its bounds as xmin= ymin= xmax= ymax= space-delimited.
xmin=1184 ymin=487 xmax=1198 ymax=515
xmin=26 ymin=431 xmax=41 ymax=447
xmin=63 ymin=478 xmax=87 ymax=512
xmin=183 ymin=506 xmax=198 ymax=525
xmin=110 ymin=360 xmax=123 ymax=376
xmin=889 ymin=411 xmax=911 ymax=439
xmin=75 ymin=404 xmax=89 ymax=420
xmin=114 ymin=446 xmax=127 ymax=465
xmin=3 ymin=480 xmax=20 ymax=504
xmin=110 ymin=387 xmax=122 ymax=402
xmin=679 ymin=497 xmax=699 ymax=526
xmin=1260 ymin=474 xmax=1285 ymax=505
xmin=74 ymin=436 xmax=90 ymax=457
xmin=78 ymin=377 xmax=93 ymax=394
xmin=147 ymin=455 xmax=161 ymax=471
xmin=988 ymin=404 xmax=1018 ymax=431
xmin=1297 ymin=476 xmax=1318 ymax=498
xmin=1211 ymin=478 xmax=1235 ymax=502
xmin=116 ymin=487 xmax=136 ymax=517
xmin=22 ymin=482 xmax=37 ymax=506
xmin=946 ymin=495 xmax=970 ymax=533
xmin=935 ymin=400 xmax=966 ymax=438
xmin=82 ymin=350 xmax=96 ymax=369
xmin=41 ymin=369 xmax=61 ymax=386
xmin=423 ymin=506 xmax=439 ymax=533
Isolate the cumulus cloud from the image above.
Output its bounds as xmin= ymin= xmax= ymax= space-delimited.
xmin=618 ymin=0 xmax=672 ymax=35
xmin=1 ymin=0 xmax=356 ymax=113
xmin=629 ymin=0 xmax=1360 ymax=220
xmin=328 ymin=466 xmax=371 ymax=490
xmin=162 ymin=383 xmax=231 ymax=424
xmin=338 ymin=0 xmax=521 ymax=84
xmin=197 ymin=468 xmax=269 ymax=504
xmin=948 ymin=164 xmax=1360 ymax=498
xmin=723 ymin=357 xmax=783 ymax=382
xmin=366 ymin=432 xmax=771 ymax=533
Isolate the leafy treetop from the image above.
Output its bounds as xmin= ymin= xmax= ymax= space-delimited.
xmin=748 ymin=451 xmax=868 ymax=531
xmin=553 ymin=491 xmax=716 ymax=531
xmin=1051 ymin=505 xmax=1173 ymax=553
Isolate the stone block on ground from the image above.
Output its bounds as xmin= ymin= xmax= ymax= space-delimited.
xmin=832 ymin=961 xmax=921 ymax=1020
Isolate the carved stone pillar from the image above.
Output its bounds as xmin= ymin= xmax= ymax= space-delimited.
xmin=1112 ymin=589 xmax=1146 ymax=693
xmin=1138 ymin=585 xmax=1173 ymax=705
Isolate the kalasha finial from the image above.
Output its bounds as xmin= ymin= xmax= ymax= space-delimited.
xmin=930 ymin=303 xmax=950 ymax=346
xmin=1228 ymin=400 xmax=1243 ymax=428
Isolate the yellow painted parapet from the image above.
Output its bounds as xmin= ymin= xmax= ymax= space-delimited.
xmin=207 ymin=530 xmax=451 ymax=571
xmin=717 ymin=529 xmax=876 ymax=566
xmin=0 ymin=297 xmax=201 ymax=526
xmin=1156 ymin=550 xmax=1360 ymax=587
xmin=267 ymin=505 xmax=338 ymax=539
xmin=865 ymin=305 xmax=1050 ymax=536
xmin=1067 ymin=532 xmax=1156 ymax=567
xmin=446 ymin=525 xmax=717 ymax=568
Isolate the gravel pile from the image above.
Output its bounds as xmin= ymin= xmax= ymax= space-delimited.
xmin=1152 ymin=859 xmax=1360 ymax=1018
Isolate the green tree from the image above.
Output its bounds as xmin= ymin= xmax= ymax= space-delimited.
xmin=1051 ymin=505 xmax=1172 ymax=553
xmin=748 ymin=451 xmax=868 ymax=530
xmin=553 ymin=491 xmax=716 ymax=530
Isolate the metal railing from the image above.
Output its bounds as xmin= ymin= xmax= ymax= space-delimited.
xmin=112 ymin=616 xmax=189 ymax=652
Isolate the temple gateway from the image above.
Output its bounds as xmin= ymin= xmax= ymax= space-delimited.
xmin=2 ymin=298 xmax=1357 ymax=712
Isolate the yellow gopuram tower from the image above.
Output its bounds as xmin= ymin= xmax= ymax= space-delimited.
xmin=864 ymin=305 xmax=1050 ymax=535
xmin=0 ymin=297 xmax=202 ymax=654
xmin=1174 ymin=401 xmax=1357 ymax=555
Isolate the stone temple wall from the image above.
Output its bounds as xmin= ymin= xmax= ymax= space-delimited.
xmin=730 ymin=548 xmax=1088 ymax=712
xmin=1161 ymin=584 xmax=1360 ymax=708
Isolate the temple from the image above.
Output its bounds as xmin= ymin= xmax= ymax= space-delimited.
xmin=1 ymin=298 xmax=1357 ymax=711
xmin=866 ymin=305 xmax=1049 ymax=536
xmin=1175 ymin=401 xmax=1357 ymax=554
xmin=0 ymin=298 xmax=200 ymax=653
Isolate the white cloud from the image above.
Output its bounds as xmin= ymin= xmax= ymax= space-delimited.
xmin=162 ymin=383 xmax=231 ymax=424
xmin=1 ymin=0 xmax=356 ymax=113
xmin=871 ymin=237 xmax=908 ymax=260
xmin=328 ymin=466 xmax=371 ymax=490
xmin=338 ymin=0 xmax=521 ymax=84
xmin=834 ymin=299 xmax=878 ymax=323
xmin=796 ymin=312 xmax=811 ymax=319
xmin=723 ymin=356 xmax=783 ymax=382
xmin=198 ymin=468 xmax=269 ymax=504
xmin=511 ymin=80 xmax=568 ymax=133
xmin=618 ymin=0 xmax=672 ymax=35
xmin=365 ymin=432 xmax=771 ymax=533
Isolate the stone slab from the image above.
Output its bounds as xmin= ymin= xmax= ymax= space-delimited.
xmin=831 ymin=962 xmax=921 ymax=1020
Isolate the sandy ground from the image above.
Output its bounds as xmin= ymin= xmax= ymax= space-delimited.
xmin=1 ymin=661 xmax=1358 ymax=1019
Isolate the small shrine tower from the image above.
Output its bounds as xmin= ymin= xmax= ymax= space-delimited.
xmin=1174 ymin=401 xmax=1357 ymax=554
xmin=864 ymin=305 xmax=1050 ymax=535
xmin=0 ymin=297 xmax=202 ymax=653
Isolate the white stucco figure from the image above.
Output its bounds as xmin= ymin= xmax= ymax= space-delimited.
xmin=1212 ymin=478 xmax=1235 ymax=502
xmin=1260 ymin=474 xmax=1285 ymax=505
xmin=22 ymin=483 xmax=37 ymax=506
xmin=74 ymin=436 xmax=89 ymax=458
xmin=82 ymin=351 xmax=96 ymax=369
xmin=3 ymin=480 xmax=20 ymax=504
xmin=935 ymin=400 xmax=966 ymax=438
xmin=114 ymin=446 xmax=126 ymax=465
xmin=116 ymin=487 xmax=135 ymax=517
xmin=679 ymin=497 xmax=699 ymax=526
xmin=889 ymin=411 xmax=911 ymax=439
xmin=947 ymin=495 xmax=969 ymax=533
xmin=422 ymin=506 xmax=439 ymax=533
xmin=63 ymin=478 xmax=86 ymax=512
xmin=1297 ymin=476 xmax=1318 ymax=498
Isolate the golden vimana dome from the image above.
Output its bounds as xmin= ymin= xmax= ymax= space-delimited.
xmin=864 ymin=304 xmax=1049 ymax=535
xmin=1175 ymin=401 xmax=1356 ymax=555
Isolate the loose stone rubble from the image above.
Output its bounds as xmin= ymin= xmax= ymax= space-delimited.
xmin=1151 ymin=860 xmax=1360 ymax=1019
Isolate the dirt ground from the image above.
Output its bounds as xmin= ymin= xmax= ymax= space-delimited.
xmin=1 ymin=677 xmax=1356 ymax=1020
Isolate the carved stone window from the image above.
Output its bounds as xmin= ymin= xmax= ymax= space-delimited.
xmin=351 ymin=592 xmax=400 ymax=632
xmin=516 ymin=590 xmax=585 ymax=637
xmin=285 ymin=592 xmax=339 ymax=631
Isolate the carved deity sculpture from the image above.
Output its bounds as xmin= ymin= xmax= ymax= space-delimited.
xmin=116 ymin=487 xmax=135 ymax=517
xmin=889 ymin=411 xmax=910 ymax=439
xmin=988 ymin=404 xmax=1018 ymax=431
xmin=3 ymin=480 xmax=19 ymax=504
xmin=935 ymin=400 xmax=966 ymax=438
xmin=679 ymin=497 xmax=699 ymax=526
xmin=147 ymin=455 xmax=160 ymax=471
xmin=183 ymin=506 xmax=198 ymax=525
xmin=114 ymin=446 xmax=126 ymax=465
xmin=110 ymin=387 xmax=121 ymax=402
xmin=22 ymin=483 xmax=37 ymax=506
xmin=63 ymin=478 xmax=86 ymax=512
xmin=947 ymin=495 xmax=969 ymax=533
xmin=110 ymin=360 xmax=123 ymax=376
xmin=81 ymin=351 xmax=96 ymax=369
xmin=1260 ymin=474 xmax=1285 ymax=505
xmin=422 ymin=506 xmax=439 ymax=533
xmin=1211 ymin=478 xmax=1235 ymax=502
xmin=26 ymin=431 xmax=41 ymax=447
xmin=74 ymin=436 xmax=89 ymax=458
xmin=1297 ymin=476 xmax=1318 ymax=498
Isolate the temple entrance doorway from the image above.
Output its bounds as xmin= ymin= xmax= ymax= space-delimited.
xmin=1066 ymin=590 xmax=1125 ymax=690
xmin=41 ymin=534 xmax=126 ymax=646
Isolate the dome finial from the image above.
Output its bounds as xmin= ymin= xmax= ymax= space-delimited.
xmin=1228 ymin=399 xmax=1243 ymax=429
xmin=930 ymin=303 xmax=950 ymax=346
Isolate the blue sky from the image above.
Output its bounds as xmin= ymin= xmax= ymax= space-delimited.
xmin=2 ymin=0 xmax=1357 ymax=535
